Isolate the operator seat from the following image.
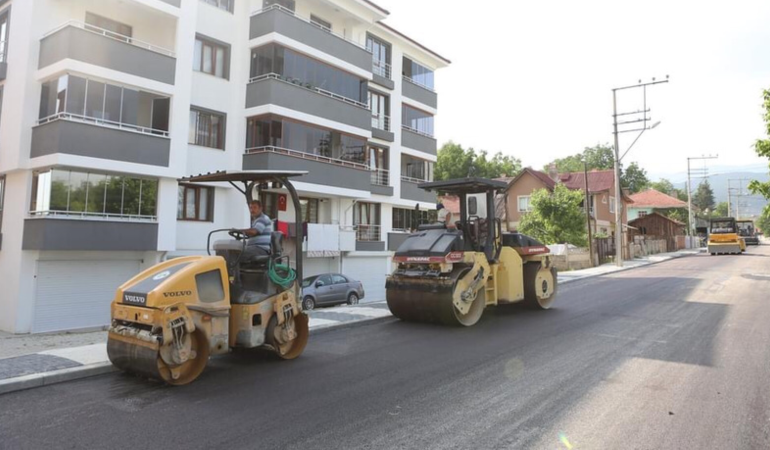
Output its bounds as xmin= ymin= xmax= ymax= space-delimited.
xmin=242 ymin=231 xmax=284 ymax=266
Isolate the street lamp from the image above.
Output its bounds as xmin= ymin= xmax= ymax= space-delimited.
xmin=612 ymin=77 xmax=669 ymax=267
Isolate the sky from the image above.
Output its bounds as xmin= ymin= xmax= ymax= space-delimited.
xmin=375 ymin=0 xmax=770 ymax=182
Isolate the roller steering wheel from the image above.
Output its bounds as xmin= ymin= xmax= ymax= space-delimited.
xmin=228 ymin=229 xmax=249 ymax=241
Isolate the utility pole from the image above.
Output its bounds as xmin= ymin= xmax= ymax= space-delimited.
xmin=686 ymin=155 xmax=717 ymax=235
xmin=584 ymin=162 xmax=594 ymax=266
xmin=728 ymin=178 xmax=752 ymax=220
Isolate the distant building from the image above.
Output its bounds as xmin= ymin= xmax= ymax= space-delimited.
xmin=627 ymin=188 xmax=688 ymax=221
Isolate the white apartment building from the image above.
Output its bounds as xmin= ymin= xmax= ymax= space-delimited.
xmin=0 ymin=0 xmax=449 ymax=333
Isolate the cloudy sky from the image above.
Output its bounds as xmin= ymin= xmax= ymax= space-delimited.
xmin=376 ymin=0 xmax=770 ymax=181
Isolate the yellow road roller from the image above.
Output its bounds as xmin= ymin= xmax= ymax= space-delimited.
xmin=708 ymin=217 xmax=746 ymax=255
xmin=386 ymin=178 xmax=558 ymax=327
xmin=108 ymin=171 xmax=309 ymax=385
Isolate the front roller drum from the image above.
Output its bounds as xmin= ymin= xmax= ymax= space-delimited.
xmin=266 ymin=312 xmax=309 ymax=360
xmin=523 ymin=263 xmax=558 ymax=309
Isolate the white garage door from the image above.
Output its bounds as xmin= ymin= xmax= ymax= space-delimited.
xmin=342 ymin=256 xmax=389 ymax=302
xmin=33 ymin=260 xmax=142 ymax=333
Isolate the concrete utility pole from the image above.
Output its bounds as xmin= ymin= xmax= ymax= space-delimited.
xmin=728 ymin=178 xmax=752 ymax=219
xmin=584 ymin=162 xmax=594 ymax=266
xmin=611 ymin=77 xmax=668 ymax=267
xmin=687 ymin=155 xmax=717 ymax=235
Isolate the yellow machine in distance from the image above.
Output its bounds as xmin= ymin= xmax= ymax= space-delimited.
xmin=707 ymin=217 xmax=745 ymax=255
xmin=108 ymin=171 xmax=309 ymax=385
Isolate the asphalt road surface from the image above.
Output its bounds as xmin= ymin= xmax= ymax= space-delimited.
xmin=2 ymin=245 xmax=770 ymax=450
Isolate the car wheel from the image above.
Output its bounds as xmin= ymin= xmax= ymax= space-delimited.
xmin=347 ymin=293 xmax=359 ymax=306
xmin=303 ymin=297 xmax=316 ymax=311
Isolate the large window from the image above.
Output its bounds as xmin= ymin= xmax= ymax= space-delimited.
xmin=189 ymin=108 xmax=225 ymax=149
xmin=518 ymin=196 xmax=531 ymax=212
xmin=201 ymin=0 xmax=235 ymax=13
xmin=403 ymin=57 xmax=435 ymax=90
xmin=0 ymin=9 xmax=10 ymax=63
xmin=369 ymin=91 xmax=390 ymax=131
xmin=177 ymin=184 xmax=214 ymax=221
xmin=402 ymin=105 xmax=434 ymax=137
xmin=39 ymin=74 xmax=170 ymax=135
xmin=85 ymin=12 xmax=132 ymax=42
xmin=367 ymin=34 xmax=391 ymax=79
xmin=31 ymin=169 xmax=158 ymax=220
xmin=194 ymin=35 xmax=230 ymax=79
xmin=300 ymin=198 xmax=319 ymax=223
xmin=392 ymin=208 xmax=437 ymax=231
xmin=354 ymin=202 xmax=381 ymax=241
xmin=247 ymin=115 xmax=367 ymax=165
xmin=402 ymin=155 xmax=433 ymax=181
xmin=263 ymin=0 xmax=295 ymax=11
xmin=250 ymin=44 xmax=368 ymax=104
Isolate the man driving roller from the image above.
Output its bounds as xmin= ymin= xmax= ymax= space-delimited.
xmin=240 ymin=200 xmax=273 ymax=259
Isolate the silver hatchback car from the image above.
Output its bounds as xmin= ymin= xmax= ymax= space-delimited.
xmin=301 ymin=273 xmax=365 ymax=310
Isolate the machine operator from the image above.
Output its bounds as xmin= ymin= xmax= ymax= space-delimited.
xmin=240 ymin=200 xmax=273 ymax=259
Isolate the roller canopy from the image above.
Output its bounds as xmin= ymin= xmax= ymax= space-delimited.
xmin=418 ymin=177 xmax=509 ymax=194
xmin=179 ymin=170 xmax=307 ymax=183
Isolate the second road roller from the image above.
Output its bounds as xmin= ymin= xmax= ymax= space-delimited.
xmin=386 ymin=177 xmax=558 ymax=326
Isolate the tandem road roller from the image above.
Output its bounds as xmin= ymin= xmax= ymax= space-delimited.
xmin=708 ymin=217 xmax=746 ymax=255
xmin=386 ymin=178 xmax=558 ymax=326
xmin=108 ymin=171 xmax=309 ymax=385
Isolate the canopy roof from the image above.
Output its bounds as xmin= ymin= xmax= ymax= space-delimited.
xmin=419 ymin=177 xmax=509 ymax=194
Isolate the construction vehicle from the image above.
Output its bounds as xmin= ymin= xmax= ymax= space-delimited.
xmin=707 ymin=217 xmax=746 ymax=255
xmin=737 ymin=220 xmax=760 ymax=246
xmin=385 ymin=178 xmax=558 ymax=327
xmin=107 ymin=171 xmax=309 ymax=385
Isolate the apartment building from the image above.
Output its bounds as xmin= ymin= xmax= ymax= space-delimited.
xmin=0 ymin=0 xmax=450 ymax=333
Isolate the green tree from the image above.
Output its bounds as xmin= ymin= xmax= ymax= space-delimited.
xmin=692 ymin=180 xmax=716 ymax=216
xmin=518 ymin=184 xmax=587 ymax=246
xmin=648 ymin=178 xmax=675 ymax=194
xmin=756 ymin=207 xmax=770 ymax=235
xmin=621 ymin=162 xmax=649 ymax=193
xmin=435 ymin=142 xmax=521 ymax=181
xmin=749 ymin=89 xmax=770 ymax=200
xmin=546 ymin=143 xmax=616 ymax=173
xmin=713 ymin=202 xmax=729 ymax=218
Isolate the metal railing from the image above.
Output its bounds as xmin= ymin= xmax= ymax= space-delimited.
xmin=250 ymin=4 xmax=370 ymax=52
xmin=370 ymin=169 xmax=390 ymax=186
xmin=245 ymin=146 xmax=371 ymax=171
xmin=373 ymin=60 xmax=391 ymax=79
xmin=248 ymin=73 xmax=370 ymax=109
xmin=371 ymin=113 xmax=391 ymax=131
xmin=403 ymin=75 xmax=436 ymax=93
xmin=37 ymin=112 xmax=171 ymax=138
xmin=355 ymin=224 xmax=381 ymax=241
xmin=29 ymin=210 xmax=157 ymax=222
xmin=42 ymin=21 xmax=176 ymax=57
xmin=401 ymin=124 xmax=435 ymax=139
xmin=401 ymin=175 xmax=429 ymax=184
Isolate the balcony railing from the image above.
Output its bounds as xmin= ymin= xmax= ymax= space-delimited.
xmin=403 ymin=75 xmax=436 ymax=93
xmin=355 ymin=224 xmax=381 ymax=241
xmin=249 ymin=72 xmax=370 ymax=109
xmin=245 ymin=146 xmax=370 ymax=170
xmin=251 ymin=4 xmax=370 ymax=52
xmin=371 ymin=169 xmax=390 ymax=186
xmin=37 ymin=112 xmax=170 ymax=138
xmin=401 ymin=124 xmax=435 ymax=139
xmin=42 ymin=21 xmax=176 ymax=57
xmin=373 ymin=60 xmax=391 ymax=79
xmin=29 ymin=210 xmax=157 ymax=222
xmin=372 ymin=113 xmax=391 ymax=131
xmin=401 ymin=175 xmax=429 ymax=184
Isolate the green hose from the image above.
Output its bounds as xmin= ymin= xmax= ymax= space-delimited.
xmin=269 ymin=259 xmax=297 ymax=288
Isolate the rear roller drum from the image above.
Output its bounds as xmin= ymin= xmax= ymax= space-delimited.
xmin=523 ymin=263 xmax=558 ymax=309
xmin=266 ymin=313 xmax=309 ymax=360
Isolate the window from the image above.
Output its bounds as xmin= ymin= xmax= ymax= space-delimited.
xmin=31 ymin=169 xmax=158 ymax=219
xmin=201 ymin=0 xmax=235 ymax=13
xmin=354 ymin=202 xmax=381 ymax=241
xmin=317 ymin=274 xmax=332 ymax=287
xmin=189 ymin=108 xmax=225 ymax=149
xmin=402 ymin=105 xmax=434 ymax=137
xmin=177 ymin=184 xmax=214 ymax=221
xmin=610 ymin=197 xmax=616 ymax=214
xmin=369 ymin=146 xmax=388 ymax=170
xmin=638 ymin=211 xmax=648 ymax=218
xmin=369 ymin=91 xmax=390 ymax=130
xmin=264 ymin=0 xmax=295 ymax=11
xmin=250 ymin=44 xmax=368 ymax=104
xmin=332 ymin=274 xmax=348 ymax=285
xmin=392 ymin=208 xmax=437 ymax=231
xmin=310 ymin=15 xmax=332 ymax=32
xmin=85 ymin=12 xmax=132 ymax=42
xmin=0 ymin=175 xmax=5 ymax=230
xmin=366 ymin=34 xmax=391 ymax=79
xmin=402 ymin=155 xmax=433 ymax=181
xmin=39 ymin=74 xmax=170 ymax=134
xmin=259 ymin=192 xmax=279 ymax=219
xmin=299 ymin=198 xmax=319 ymax=223
xmin=196 ymin=270 xmax=225 ymax=303
xmin=0 ymin=9 xmax=10 ymax=63
xmin=402 ymin=57 xmax=434 ymax=90
xmin=194 ymin=35 xmax=230 ymax=79
xmin=518 ymin=196 xmax=531 ymax=212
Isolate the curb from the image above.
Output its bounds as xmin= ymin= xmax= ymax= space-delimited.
xmin=558 ymin=251 xmax=699 ymax=286
xmin=0 ymin=362 xmax=116 ymax=396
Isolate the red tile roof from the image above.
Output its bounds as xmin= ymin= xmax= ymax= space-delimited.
xmin=557 ymin=170 xmax=616 ymax=193
xmin=629 ymin=188 xmax=687 ymax=208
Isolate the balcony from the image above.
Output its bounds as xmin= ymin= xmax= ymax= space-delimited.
xmin=371 ymin=114 xmax=394 ymax=142
xmin=370 ymin=169 xmax=393 ymax=196
xmin=401 ymin=126 xmax=437 ymax=155
xmin=371 ymin=61 xmax=394 ymax=90
xmin=250 ymin=5 xmax=372 ymax=72
xmin=355 ymin=224 xmax=385 ymax=252
xmin=402 ymin=76 xmax=437 ymax=108
xmin=39 ymin=22 xmax=176 ymax=85
xmin=303 ymin=223 xmax=356 ymax=256
xmin=22 ymin=217 xmax=158 ymax=251
xmin=246 ymin=74 xmax=371 ymax=131
xmin=31 ymin=114 xmax=171 ymax=167
xmin=244 ymin=146 xmax=371 ymax=192
xmin=401 ymin=176 xmax=437 ymax=203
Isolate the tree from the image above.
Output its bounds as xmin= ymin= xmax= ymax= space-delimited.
xmin=757 ymin=207 xmax=770 ymax=235
xmin=692 ymin=180 xmax=716 ymax=216
xmin=749 ymin=89 xmax=770 ymax=200
xmin=713 ymin=202 xmax=729 ymax=218
xmin=435 ymin=142 xmax=521 ymax=181
xmin=518 ymin=184 xmax=587 ymax=246
xmin=546 ymin=143 xmax=615 ymax=173
xmin=621 ymin=162 xmax=649 ymax=194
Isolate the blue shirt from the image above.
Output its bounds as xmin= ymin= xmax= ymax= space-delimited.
xmin=248 ymin=213 xmax=273 ymax=250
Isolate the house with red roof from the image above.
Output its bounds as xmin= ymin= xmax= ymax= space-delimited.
xmin=627 ymin=188 xmax=688 ymax=221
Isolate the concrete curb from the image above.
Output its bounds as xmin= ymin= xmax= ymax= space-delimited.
xmin=558 ymin=251 xmax=699 ymax=286
xmin=0 ymin=362 xmax=116 ymax=396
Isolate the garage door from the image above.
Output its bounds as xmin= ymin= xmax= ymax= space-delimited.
xmin=33 ymin=260 xmax=142 ymax=333
xmin=342 ymin=256 xmax=389 ymax=302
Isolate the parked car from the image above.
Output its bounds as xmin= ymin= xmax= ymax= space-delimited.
xmin=301 ymin=273 xmax=365 ymax=310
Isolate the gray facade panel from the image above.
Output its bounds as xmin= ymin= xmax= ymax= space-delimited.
xmin=372 ymin=73 xmax=394 ymax=90
xmin=160 ymin=0 xmax=181 ymax=6
xmin=0 ymin=62 xmax=7 ymax=81
xmin=31 ymin=120 xmax=171 ymax=167
xmin=371 ymin=127 xmax=394 ymax=142
xmin=250 ymin=9 xmax=371 ymax=71
xmin=355 ymin=241 xmax=385 ymax=252
xmin=402 ymin=79 xmax=438 ymax=108
xmin=39 ymin=26 xmax=176 ymax=85
xmin=370 ymin=184 xmax=393 ymax=196
xmin=23 ymin=219 xmax=158 ymax=251
xmin=401 ymin=129 xmax=437 ymax=155
xmin=401 ymin=180 xmax=437 ymax=203
xmin=246 ymin=78 xmax=371 ymax=131
xmin=243 ymin=151 xmax=370 ymax=191
xmin=388 ymin=232 xmax=410 ymax=252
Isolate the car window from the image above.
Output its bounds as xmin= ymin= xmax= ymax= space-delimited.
xmin=332 ymin=274 xmax=348 ymax=285
xmin=301 ymin=276 xmax=318 ymax=288
xmin=317 ymin=275 xmax=332 ymax=286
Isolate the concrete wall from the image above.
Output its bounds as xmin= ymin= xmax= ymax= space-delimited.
xmin=372 ymin=127 xmax=394 ymax=142
xmin=401 ymin=128 xmax=437 ymax=155
xmin=22 ymin=219 xmax=158 ymax=251
xmin=402 ymin=79 xmax=437 ymax=108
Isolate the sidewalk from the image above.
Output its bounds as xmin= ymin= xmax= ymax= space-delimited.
xmin=0 ymin=248 xmax=700 ymax=395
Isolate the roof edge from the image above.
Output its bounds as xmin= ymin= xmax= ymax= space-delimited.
xmin=376 ymin=21 xmax=452 ymax=65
